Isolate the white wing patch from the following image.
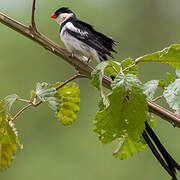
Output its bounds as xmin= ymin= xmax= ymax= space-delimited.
xmin=65 ymin=22 xmax=89 ymax=36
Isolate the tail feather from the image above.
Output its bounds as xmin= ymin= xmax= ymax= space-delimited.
xmin=142 ymin=130 xmax=177 ymax=179
xmin=143 ymin=121 xmax=180 ymax=179
xmin=97 ymin=51 xmax=108 ymax=62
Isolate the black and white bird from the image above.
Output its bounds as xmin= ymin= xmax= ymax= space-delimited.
xmin=51 ymin=7 xmax=180 ymax=180
xmin=50 ymin=7 xmax=116 ymax=63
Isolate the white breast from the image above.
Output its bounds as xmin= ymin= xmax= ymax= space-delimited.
xmin=60 ymin=22 xmax=100 ymax=62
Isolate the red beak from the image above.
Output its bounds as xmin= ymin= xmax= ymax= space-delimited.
xmin=50 ymin=13 xmax=57 ymax=19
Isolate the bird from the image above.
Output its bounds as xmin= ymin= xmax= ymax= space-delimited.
xmin=50 ymin=7 xmax=180 ymax=179
xmin=50 ymin=7 xmax=117 ymax=63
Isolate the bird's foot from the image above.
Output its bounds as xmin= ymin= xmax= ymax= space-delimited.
xmin=87 ymin=58 xmax=91 ymax=64
xmin=71 ymin=53 xmax=74 ymax=58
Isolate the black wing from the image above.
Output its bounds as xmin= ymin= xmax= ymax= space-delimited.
xmin=65 ymin=19 xmax=117 ymax=58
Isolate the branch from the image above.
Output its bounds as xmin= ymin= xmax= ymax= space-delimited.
xmin=31 ymin=0 xmax=38 ymax=32
xmin=56 ymin=73 xmax=87 ymax=91
xmin=12 ymin=104 xmax=33 ymax=122
xmin=0 ymin=12 xmax=180 ymax=127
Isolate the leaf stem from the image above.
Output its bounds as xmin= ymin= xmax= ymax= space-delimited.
xmin=17 ymin=98 xmax=31 ymax=103
xmin=152 ymin=95 xmax=163 ymax=103
xmin=56 ymin=73 xmax=86 ymax=90
xmin=12 ymin=104 xmax=33 ymax=122
xmin=123 ymin=63 xmax=137 ymax=72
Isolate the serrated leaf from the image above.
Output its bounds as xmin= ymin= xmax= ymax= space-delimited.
xmin=176 ymin=69 xmax=180 ymax=77
xmin=121 ymin=58 xmax=138 ymax=75
xmin=35 ymin=82 xmax=60 ymax=112
xmin=91 ymin=61 xmax=109 ymax=90
xmin=0 ymin=94 xmax=22 ymax=170
xmin=113 ymin=136 xmax=146 ymax=160
xmin=0 ymin=95 xmax=18 ymax=119
xmin=52 ymin=82 xmax=80 ymax=125
xmin=158 ymin=79 xmax=167 ymax=88
xmin=143 ymin=80 xmax=159 ymax=100
xmin=104 ymin=61 xmax=121 ymax=77
xmin=94 ymin=74 xmax=147 ymax=144
xmin=91 ymin=61 xmax=121 ymax=106
xmin=35 ymin=82 xmax=80 ymax=125
xmin=163 ymin=78 xmax=180 ymax=113
xmin=166 ymin=72 xmax=175 ymax=83
xmin=0 ymin=141 xmax=17 ymax=171
xmin=35 ymin=82 xmax=57 ymax=101
xmin=135 ymin=44 xmax=180 ymax=69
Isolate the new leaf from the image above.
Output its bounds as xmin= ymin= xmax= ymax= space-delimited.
xmin=35 ymin=82 xmax=80 ymax=125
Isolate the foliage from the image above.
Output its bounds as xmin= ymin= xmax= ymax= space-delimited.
xmin=1 ymin=32 xmax=180 ymax=169
xmin=0 ymin=95 xmax=22 ymax=170
xmin=135 ymin=44 xmax=180 ymax=68
xmin=91 ymin=44 xmax=180 ymax=160
xmin=143 ymin=80 xmax=159 ymax=100
xmin=0 ymin=81 xmax=80 ymax=170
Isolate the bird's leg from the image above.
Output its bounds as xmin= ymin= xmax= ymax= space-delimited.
xmin=87 ymin=57 xmax=91 ymax=64
xmin=71 ymin=52 xmax=74 ymax=58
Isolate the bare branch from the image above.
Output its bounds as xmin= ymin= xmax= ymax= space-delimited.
xmin=31 ymin=0 xmax=38 ymax=32
xmin=12 ymin=104 xmax=33 ymax=122
xmin=0 ymin=12 xmax=180 ymax=127
xmin=56 ymin=73 xmax=87 ymax=91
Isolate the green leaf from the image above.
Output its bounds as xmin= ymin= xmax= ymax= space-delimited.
xmin=0 ymin=95 xmax=22 ymax=170
xmin=135 ymin=44 xmax=180 ymax=69
xmin=0 ymin=140 xmax=17 ymax=171
xmin=91 ymin=61 xmax=121 ymax=106
xmin=35 ymin=82 xmax=60 ymax=112
xmin=143 ymin=80 xmax=159 ymax=100
xmin=163 ymin=78 xmax=180 ymax=113
xmin=113 ymin=114 xmax=156 ymax=160
xmin=0 ymin=94 xmax=18 ymax=119
xmin=176 ymin=69 xmax=180 ymax=77
xmin=121 ymin=58 xmax=138 ymax=75
xmin=166 ymin=72 xmax=175 ymax=83
xmin=91 ymin=61 xmax=109 ymax=90
xmin=158 ymin=79 xmax=167 ymax=88
xmin=113 ymin=136 xmax=146 ymax=160
xmin=94 ymin=74 xmax=147 ymax=144
xmin=148 ymin=118 xmax=156 ymax=129
xmin=52 ymin=82 xmax=80 ymax=125
xmin=35 ymin=82 xmax=80 ymax=125
xmin=35 ymin=81 xmax=80 ymax=125
xmin=104 ymin=61 xmax=121 ymax=77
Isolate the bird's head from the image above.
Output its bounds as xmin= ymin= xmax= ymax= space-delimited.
xmin=50 ymin=7 xmax=75 ymax=25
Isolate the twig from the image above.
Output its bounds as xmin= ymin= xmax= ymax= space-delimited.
xmin=123 ymin=63 xmax=137 ymax=72
xmin=106 ymin=65 xmax=119 ymax=74
xmin=12 ymin=104 xmax=33 ymax=122
xmin=152 ymin=95 xmax=163 ymax=103
xmin=33 ymin=100 xmax=43 ymax=107
xmin=31 ymin=0 xmax=38 ymax=32
xmin=17 ymin=98 xmax=31 ymax=103
xmin=0 ymin=12 xmax=180 ymax=127
xmin=56 ymin=73 xmax=86 ymax=90
xmin=120 ymin=65 xmax=124 ymax=75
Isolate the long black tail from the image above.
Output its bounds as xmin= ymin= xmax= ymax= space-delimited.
xmin=142 ymin=121 xmax=180 ymax=180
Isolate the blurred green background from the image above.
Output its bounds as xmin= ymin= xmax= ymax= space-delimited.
xmin=0 ymin=0 xmax=180 ymax=179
